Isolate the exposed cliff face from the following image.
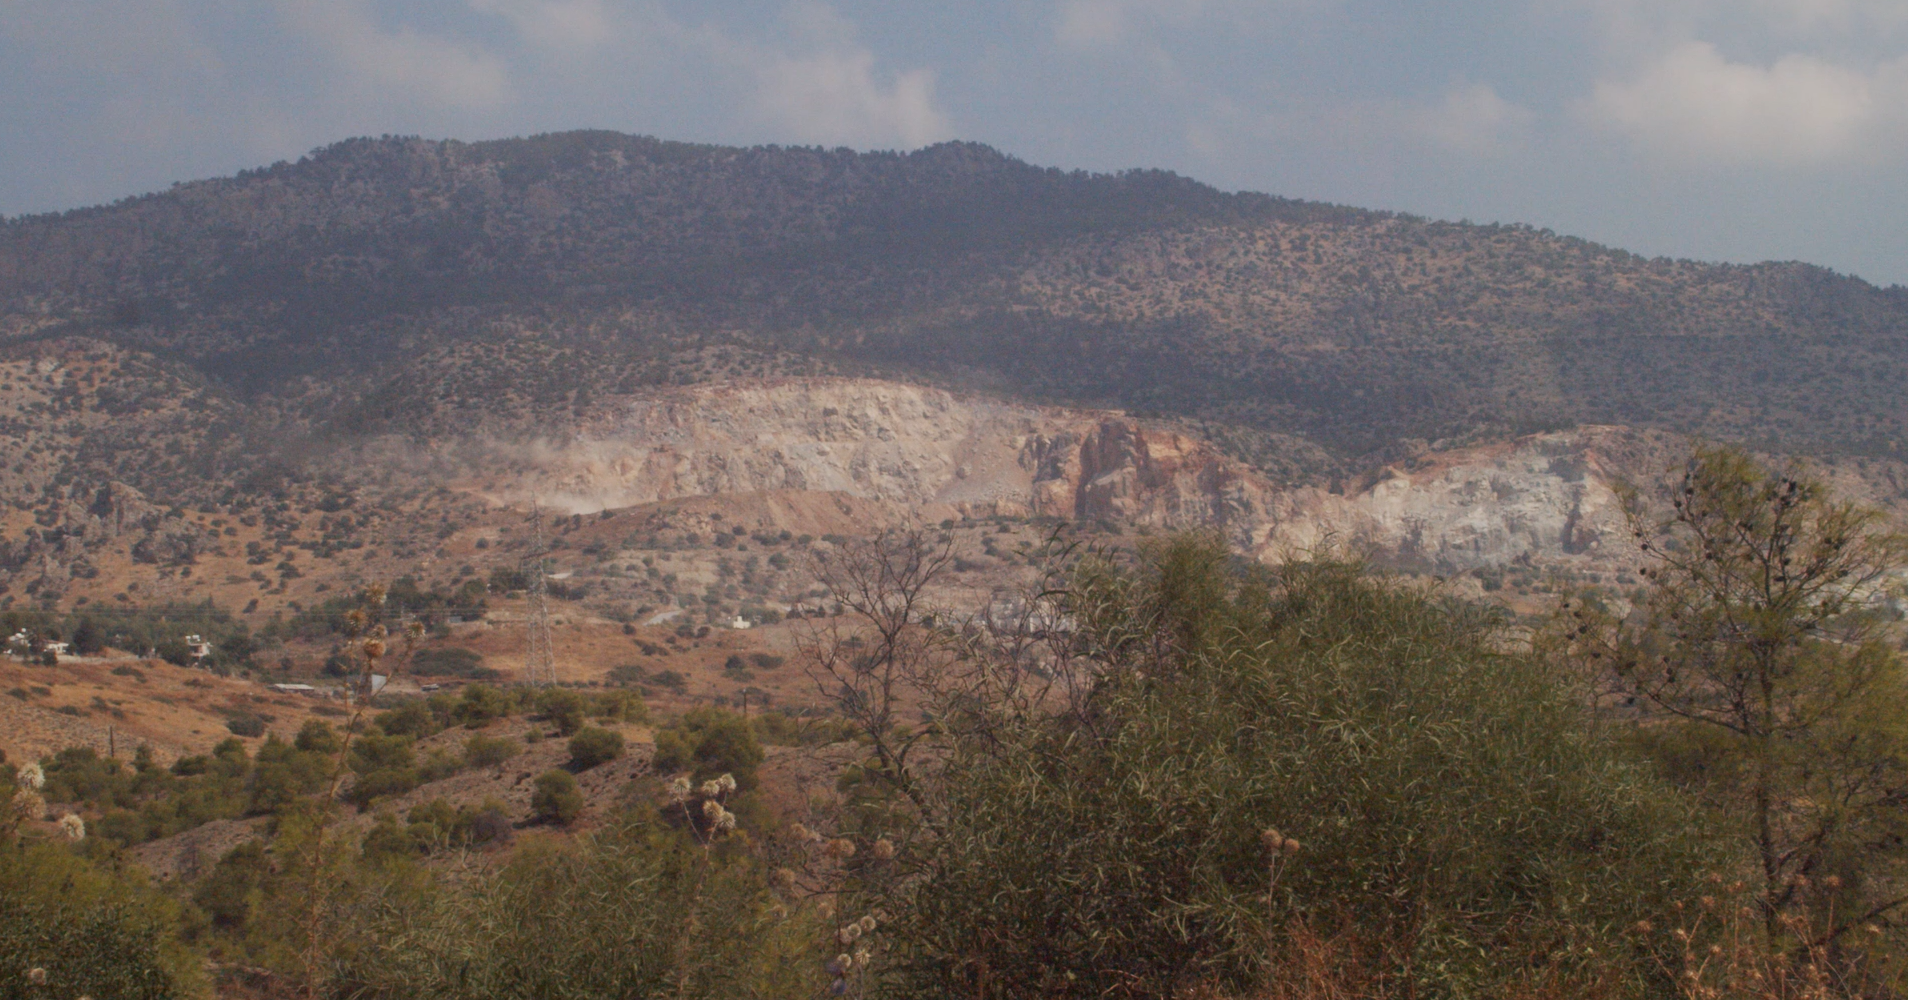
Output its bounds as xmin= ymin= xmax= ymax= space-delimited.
xmin=1249 ymin=430 xmax=1649 ymax=573
xmin=412 ymin=376 xmax=1675 ymax=574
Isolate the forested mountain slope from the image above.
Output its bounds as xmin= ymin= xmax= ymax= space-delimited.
xmin=4 ymin=130 xmax=1905 ymax=464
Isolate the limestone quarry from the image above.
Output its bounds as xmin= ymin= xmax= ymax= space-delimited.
xmin=422 ymin=376 xmax=1681 ymax=579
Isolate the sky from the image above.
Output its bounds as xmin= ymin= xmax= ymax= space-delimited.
xmin=3 ymin=0 xmax=1906 ymax=286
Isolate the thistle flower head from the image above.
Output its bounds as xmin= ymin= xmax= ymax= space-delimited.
xmin=700 ymin=779 xmax=723 ymax=798
xmin=717 ymin=773 xmax=737 ymax=792
xmin=853 ymin=947 xmax=871 ymax=968
xmin=771 ymin=867 xmax=798 ymax=891
xmin=838 ymin=923 xmax=862 ymax=944
xmin=871 ymin=837 xmax=895 ymax=860
xmin=715 ymin=810 xmax=737 ymax=832
xmin=830 ymin=954 xmax=852 ymax=974
xmin=824 ymin=838 xmax=856 ymax=859
xmin=668 ymin=776 xmax=692 ymax=802
xmin=791 ymin=822 xmax=814 ymax=842
xmin=16 ymin=762 xmax=44 ymax=791
xmin=702 ymin=799 xmax=723 ymax=818
xmin=858 ymin=914 xmax=878 ymax=933
xmin=1261 ymin=826 xmax=1299 ymax=855
xmin=57 ymin=813 xmax=85 ymax=841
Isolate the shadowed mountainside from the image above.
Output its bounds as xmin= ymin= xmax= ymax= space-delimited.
xmin=4 ymin=130 xmax=1906 ymax=465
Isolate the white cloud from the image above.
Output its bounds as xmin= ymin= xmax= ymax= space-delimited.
xmin=467 ymin=0 xmax=613 ymax=52
xmin=1413 ymin=83 xmax=1535 ymax=155
xmin=1054 ymin=0 xmax=1321 ymax=50
xmin=1584 ymin=41 xmax=1904 ymax=164
xmin=279 ymin=0 xmax=510 ymax=110
xmin=685 ymin=3 xmax=951 ymax=150
xmin=1056 ymin=0 xmax=1137 ymax=48
xmin=754 ymin=51 xmax=949 ymax=148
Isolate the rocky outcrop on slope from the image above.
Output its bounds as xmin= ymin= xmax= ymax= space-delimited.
xmin=417 ymin=377 xmax=1680 ymax=575
xmin=0 ymin=481 xmax=212 ymax=597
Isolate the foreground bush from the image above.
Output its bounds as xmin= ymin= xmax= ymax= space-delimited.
xmin=0 ymin=832 xmax=200 ymax=998
xmin=885 ymin=539 xmax=1716 ymax=998
xmin=330 ymin=823 xmax=822 ymax=999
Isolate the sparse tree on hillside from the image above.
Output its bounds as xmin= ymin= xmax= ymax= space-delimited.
xmin=1560 ymin=445 xmax=1908 ymax=946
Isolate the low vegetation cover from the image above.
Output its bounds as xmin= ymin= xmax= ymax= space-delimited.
xmin=3 ymin=446 xmax=1906 ymax=998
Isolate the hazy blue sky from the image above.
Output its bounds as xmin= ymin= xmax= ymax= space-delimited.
xmin=4 ymin=0 xmax=1906 ymax=284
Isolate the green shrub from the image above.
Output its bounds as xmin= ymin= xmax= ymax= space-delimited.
xmin=463 ymin=733 xmax=521 ymax=768
xmin=536 ymin=688 xmax=586 ymax=736
xmin=567 ymin=727 xmax=625 ymax=770
xmin=411 ymin=646 xmax=493 ymax=678
xmin=530 ymin=770 xmax=584 ymax=826
xmin=651 ymin=707 xmax=764 ymax=791
xmin=294 ymin=720 xmax=341 ymax=755
xmin=223 ymin=713 xmax=265 ymax=737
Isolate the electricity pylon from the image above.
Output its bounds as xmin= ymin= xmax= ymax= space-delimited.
xmin=523 ymin=500 xmax=557 ymax=687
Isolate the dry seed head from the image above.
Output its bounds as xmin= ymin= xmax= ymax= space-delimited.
xmin=16 ymin=762 xmax=44 ymax=791
xmin=668 ymin=776 xmax=692 ymax=801
xmin=717 ymin=773 xmax=737 ymax=792
xmin=715 ymin=811 xmax=737 ymax=832
xmin=700 ymin=779 xmax=723 ymax=798
xmin=1700 ymin=895 xmax=1717 ymax=911
xmin=1823 ymin=875 xmax=1842 ymax=890
xmin=57 ymin=813 xmax=84 ymax=841
xmin=1260 ymin=827 xmax=1285 ymax=852
xmin=1634 ymin=920 xmax=1654 ymax=934
xmin=832 ymin=954 xmax=852 ymax=974
xmin=838 ymin=924 xmax=862 ymax=944
xmin=771 ymin=867 xmax=797 ymax=891
xmin=872 ymin=837 xmax=895 ymax=860
xmin=702 ymin=799 xmax=723 ymax=818
xmin=858 ymin=915 xmax=878 ymax=933
xmin=791 ymin=823 xmax=813 ymax=842
xmin=362 ymin=638 xmax=385 ymax=659
xmin=27 ymin=968 xmax=46 ymax=985
xmin=854 ymin=947 xmax=871 ymax=968
xmin=824 ymin=838 xmax=856 ymax=859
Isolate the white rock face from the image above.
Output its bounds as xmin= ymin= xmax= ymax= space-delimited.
xmin=448 ymin=376 xmax=1652 ymax=572
xmin=472 ymin=379 xmax=1065 ymax=514
xmin=1253 ymin=433 xmax=1633 ymax=573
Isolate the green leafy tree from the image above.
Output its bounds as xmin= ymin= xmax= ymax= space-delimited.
xmin=832 ymin=533 xmax=1714 ymax=998
xmin=1564 ymin=445 xmax=1908 ymax=945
